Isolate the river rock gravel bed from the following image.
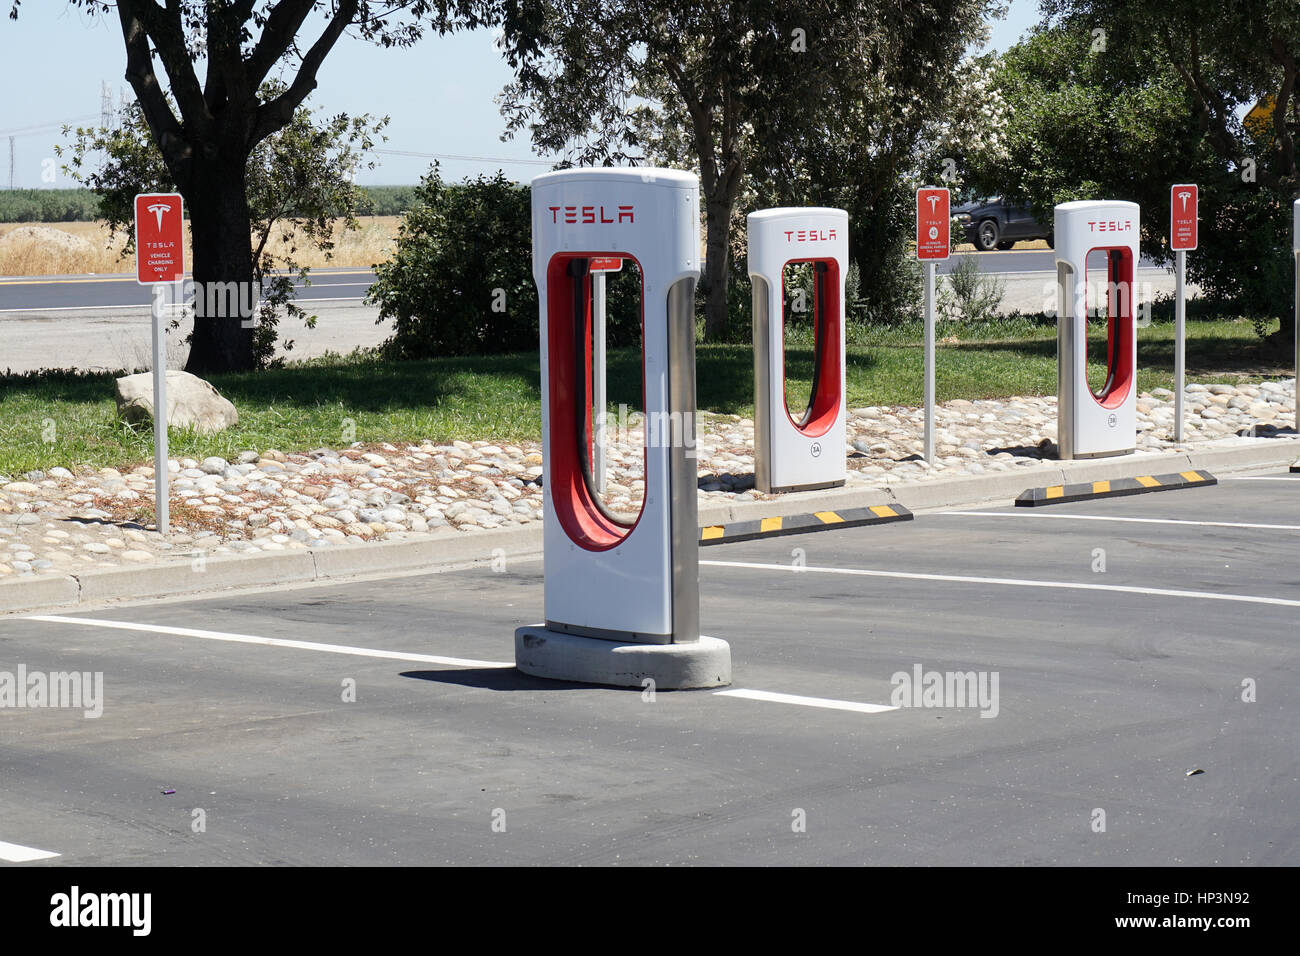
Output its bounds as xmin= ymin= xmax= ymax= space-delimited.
xmin=0 ymin=379 xmax=1293 ymax=579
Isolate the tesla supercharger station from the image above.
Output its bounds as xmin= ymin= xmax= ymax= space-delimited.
xmin=514 ymin=168 xmax=732 ymax=689
xmin=749 ymin=208 xmax=849 ymax=492
xmin=1054 ymin=200 xmax=1140 ymax=459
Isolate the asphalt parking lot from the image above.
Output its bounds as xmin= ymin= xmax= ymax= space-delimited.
xmin=2 ymin=470 xmax=1297 ymax=866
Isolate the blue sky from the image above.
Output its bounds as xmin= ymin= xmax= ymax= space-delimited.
xmin=0 ymin=2 xmax=1042 ymax=190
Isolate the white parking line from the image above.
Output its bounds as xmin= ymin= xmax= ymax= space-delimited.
xmin=25 ymin=615 xmax=514 ymax=669
xmin=715 ymin=689 xmax=897 ymax=714
xmin=0 ymin=841 xmax=60 ymax=863
xmin=940 ymin=511 xmax=1300 ymax=532
xmin=1219 ymin=476 xmax=1300 ymax=481
xmin=23 ymin=616 xmax=895 ymax=714
xmin=701 ymin=560 xmax=1300 ymax=609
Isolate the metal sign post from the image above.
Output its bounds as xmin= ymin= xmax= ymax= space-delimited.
xmin=916 ymin=187 xmax=950 ymax=464
xmin=924 ymin=260 xmax=936 ymax=463
xmin=1175 ymin=248 xmax=1185 ymax=441
xmin=134 ymin=192 xmax=185 ymax=537
xmin=150 ymin=283 xmax=170 ymax=535
xmin=591 ymin=271 xmax=607 ymax=492
xmin=588 ymin=257 xmax=620 ymax=494
xmin=1293 ymin=199 xmax=1299 ymax=425
xmin=1170 ymin=184 xmax=1198 ymax=443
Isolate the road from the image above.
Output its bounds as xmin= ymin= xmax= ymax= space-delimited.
xmin=941 ymin=247 xmax=1164 ymax=274
xmin=0 ymin=252 xmax=1189 ymax=372
xmin=0 ymin=266 xmax=374 ymax=312
xmin=1 ymin=252 xmax=1165 ymax=303
xmin=0 ymin=268 xmax=384 ymax=373
xmin=2 ymin=470 xmax=1296 ymax=866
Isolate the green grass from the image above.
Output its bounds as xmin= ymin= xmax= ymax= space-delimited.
xmin=0 ymin=319 xmax=1289 ymax=476
xmin=0 ymin=354 xmax=543 ymax=476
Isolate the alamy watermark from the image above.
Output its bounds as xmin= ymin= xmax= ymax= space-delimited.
xmin=1041 ymin=278 xmax=1155 ymax=326
xmin=596 ymin=403 xmax=698 ymax=458
xmin=0 ymin=665 xmax=104 ymax=718
xmin=50 ymin=886 xmax=150 ymax=936
xmin=890 ymin=663 xmax=999 ymax=718
xmin=151 ymin=278 xmax=262 ymax=323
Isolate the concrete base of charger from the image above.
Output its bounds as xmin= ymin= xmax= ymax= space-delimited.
xmin=514 ymin=626 xmax=732 ymax=689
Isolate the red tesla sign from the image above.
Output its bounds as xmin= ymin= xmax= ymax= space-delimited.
xmin=589 ymin=257 xmax=623 ymax=273
xmin=1170 ymin=184 xmax=1198 ymax=251
xmin=916 ymin=188 xmax=950 ymax=260
xmin=134 ymin=193 xmax=185 ymax=285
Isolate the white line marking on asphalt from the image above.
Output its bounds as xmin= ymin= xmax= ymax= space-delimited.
xmin=25 ymin=616 xmax=514 ymax=669
xmin=939 ymin=511 xmax=1300 ymax=532
xmin=714 ymin=689 xmax=897 ymax=714
xmin=1218 ymin=476 xmax=1300 ymax=481
xmin=700 ymin=560 xmax=1300 ymax=609
xmin=0 ymin=841 xmax=60 ymax=863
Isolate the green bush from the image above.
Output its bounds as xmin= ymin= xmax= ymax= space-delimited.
xmin=938 ymin=254 xmax=1006 ymax=322
xmin=369 ymin=168 xmax=656 ymax=359
xmin=369 ymin=167 xmax=540 ymax=358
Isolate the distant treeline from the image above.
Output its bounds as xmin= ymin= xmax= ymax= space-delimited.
xmin=0 ymin=189 xmax=102 ymax=223
xmin=0 ymin=186 xmax=420 ymax=223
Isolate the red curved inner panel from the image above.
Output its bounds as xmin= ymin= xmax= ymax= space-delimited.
xmin=782 ymin=258 xmax=842 ymax=436
xmin=545 ymin=253 xmax=645 ymax=551
xmin=1087 ymin=247 xmax=1134 ymax=409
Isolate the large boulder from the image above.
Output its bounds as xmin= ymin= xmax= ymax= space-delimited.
xmin=115 ymin=370 xmax=238 ymax=433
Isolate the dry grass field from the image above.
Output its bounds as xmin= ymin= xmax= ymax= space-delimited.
xmin=0 ymin=215 xmax=400 ymax=276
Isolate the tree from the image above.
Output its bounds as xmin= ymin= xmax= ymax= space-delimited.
xmin=498 ymin=1 xmax=998 ymax=338
xmin=743 ymin=3 xmax=1000 ymax=325
xmin=59 ymin=90 xmax=387 ymax=367
xmin=969 ymin=9 xmax=1298 ymax=341
xmin=498 ymin=1 xmax=783 ymax=341
xmin=1040 ymin=0 xmax=1298 ymax=192
xmin=9 ymin=0 xmax=487 ymax=373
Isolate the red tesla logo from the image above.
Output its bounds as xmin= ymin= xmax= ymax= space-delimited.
xmin=548 ymin=205 xmax=634 ymax=224
xmin=783 ymin=228 xmax=837 ymax=242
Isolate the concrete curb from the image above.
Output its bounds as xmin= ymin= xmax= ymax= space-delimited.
xmin=0 ymin=522 xmax=543 ymax=616
xmin=3 ymin=435 xmax=1297 ymax=617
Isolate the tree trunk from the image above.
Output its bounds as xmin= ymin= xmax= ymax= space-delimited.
xmin=185 ymin=160 xmax=257 ymax=374
xmin=702 ymin=195 xmax=733 ymax=341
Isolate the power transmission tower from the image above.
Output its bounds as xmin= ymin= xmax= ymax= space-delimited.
xmin=8 ymin=136 xmax=14 ymax=189
xmin=100 ymin=80 xmax=113 ymax=130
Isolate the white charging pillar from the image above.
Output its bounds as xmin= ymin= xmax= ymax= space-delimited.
xmin=748 ymin=208 xmax=849 ymax=493
xmin=1054 ymin=200 xmax=1140 ymax=459
xmin=515 ymin=167 xmax=731 ymax=689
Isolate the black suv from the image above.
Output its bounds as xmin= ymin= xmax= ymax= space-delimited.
xmin=954 ymin=197 xmax=1053 ymax=251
